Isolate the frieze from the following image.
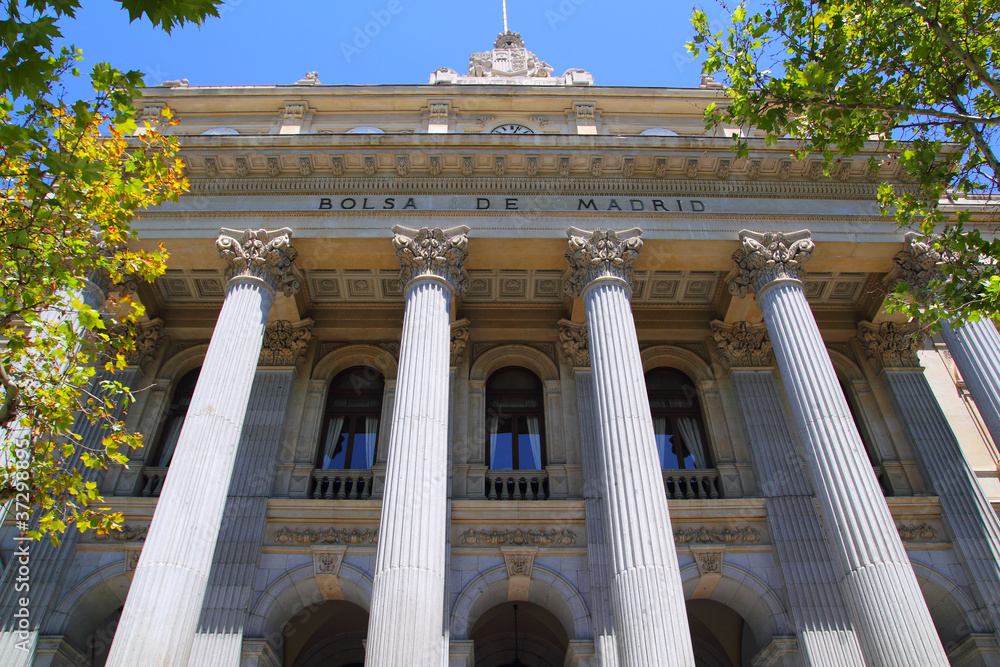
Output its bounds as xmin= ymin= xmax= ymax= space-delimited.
xmin=673 ymin=526 xmax=761 ymax=544
xmin=898 ymin=523 xmax=937 ymax=540
xmin=272 ymin=527 xmax=378 ymax=544
xmin=95 ymin=525 xmax=149 ymax=541
xmin=458 ymin=528 xmax=577 ymax=546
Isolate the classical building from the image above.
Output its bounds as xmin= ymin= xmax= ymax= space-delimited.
xmin=5 ymin=23 xmax=1000 ymax=667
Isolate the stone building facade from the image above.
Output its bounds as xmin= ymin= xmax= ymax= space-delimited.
xmin=4 ymin=29 xmax=1000 ymax=667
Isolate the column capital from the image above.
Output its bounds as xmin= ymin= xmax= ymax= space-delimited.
xmin=729 ymin=230 xmax=813 ymax=298
xmin=858 ymin=321 xmax=925 ymax=372
xmin=564 ymin=227 xmax=643 ymax=297
xmin=451 ymin=318 xmax=470 ymax=367
xmin=258 ymin=319 xmax=314 ymax=366
xmin=217 ymin=228 xmax=301 ymax=296
xmin=893 ymin=232 xmax=945 ymax=291
xmin=710 ymin=320 xmax=772 ymax=369
xmin=558 ymin=318 xmax=589 ymax=367
xmin=392 ymin=225 xmax=469 ymax=293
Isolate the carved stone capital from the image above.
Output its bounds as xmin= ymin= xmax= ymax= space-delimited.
xmin=858 ymin=321 xmax=925 ymax=371
xmin=130 ymin=319 xmax=166 ymax=369
xmin=564 ymin=227 xmax=643 ymax=297
xmin=259 ymin=319 xmax=313 ymax=366
xmin=893 ymin=233 xmax=945 ymax=291
xmin=451 ymin=318 xmax=470 ymax=366
xmin=711 ymin=320 xmax=771 ymax=368
xmin=729 ymin=230 xmax=814 ymax=298
xmin=557 ymin=319 xmax=589 ymax=367
xmin=217 ymin=228 xmax=301 ymax=296
xmin=392 ymin=225 xmax=470 ymax=293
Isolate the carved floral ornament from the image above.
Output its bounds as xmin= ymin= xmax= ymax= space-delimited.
xmin=393 ymin=225 xmax=470 ymax=293
xmin=710 ymin=320 xmax=772 ymax=368
xmin=673 ymin=526 xmax=760 ymax=544
xmin=564 ymin=227 xmax=643 ymax=298
xmin=858 ymin=321 xmax=925 ymax=371
xmin=216 ymin=228 xmax=301 ymax=297
xmin=557 ymin=319 xmax=589 ymax=367
xmin=893 ymin=232 xmax=947 ymax=292
xmin=259 ymin=319 xmax=314 ymax=366
xmin=729 ymin=230 xmax=814 ymax=298
xmin=458 ymin=528 xmax=577 ymax=546
xmin=451 ymin=318 xmax=470 ymax=366
xmin=272 ymin=527 xmax=378 ymax=545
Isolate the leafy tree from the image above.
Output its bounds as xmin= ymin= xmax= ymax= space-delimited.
xmin=689 ymin=0 xmax=1000 ymax=324
xmin=0 ymin=0 xmax=221 ymax=541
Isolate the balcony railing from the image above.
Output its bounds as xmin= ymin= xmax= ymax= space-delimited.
xmin=311 ymin=469 xmax=374 ymax=500
xmin=139 ymin=467 xmax=168 ymax=497
xmin=486 ymin=471 xmax=549 ymax=500
xmin=662 ymin=469 xmax=720 ymax=500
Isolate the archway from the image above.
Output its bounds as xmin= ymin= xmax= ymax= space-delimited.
xmin=470 ymin=601 xmax=568 ymax=667
xmin=283 ymin=599 xmax=368 ymax=667
xmin=687 ymin=599 xmax=758 ymax=667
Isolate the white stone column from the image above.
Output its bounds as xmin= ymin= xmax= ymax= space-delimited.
xmin=564 ymin=228 xmax=694 ymax=666
xmin=860 ymin=321 xmax=1000 ymax=645
xmin=712 ymin=321 xmax=865 ymax=666
xmin=894 ymin=235 xmax=1000 ymax=449
xmin=366 ymin=226 xmax=468 ymax=666
xmin=731 ymin=230 xmax=948 ymax=666
xmin=107 ymin=228 xmax=300 ymax=667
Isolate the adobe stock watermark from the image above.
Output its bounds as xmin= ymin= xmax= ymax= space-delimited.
xmin=11 ymin=436 xmax=32 ymax=652
xmin=340 ymin=1 xmax=406 ymax=63
xmin=545 ymin=0 xmax=588 ymax=30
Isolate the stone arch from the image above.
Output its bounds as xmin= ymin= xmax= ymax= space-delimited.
xmin=680 ymin=559 xmax=792 ymax=646
xmin=911 ymin=561 xmax=991 ymax=648
xmin=640 ymin=344 xmax=715 ymax=383
xmin=313 ymin=344 xmax=398 ymax=382
xmin=156 ymin=343 xmax=210 ymax=382
xmin=470 ymin=345 xmax=560 ymax=383
xmin=44 ymin=559 xmax=131 ymax=656
xmin=246 ymin=562 xmax=373 ymax=642
xmin=451 ymin=564 xmax=590 ymax=641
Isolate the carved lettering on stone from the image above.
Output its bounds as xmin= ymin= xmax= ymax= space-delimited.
xmin=259 ymin=319 xmax=313 ymax=366
xmin=558 ymin=319 xmax=589 ymax=367
xmin=393 ymin=226 xmax=470 ymax=293
xmin=858 ymin=321 xmax=924 ymax=371
xmin=451 ymin=318 xmax=470 ymax=366
xmin=458 ymin=528 xmax=577 ymax=546
xmin=272 ymin=527 xmax=378 ymax=544
xmin=711 ymin=320 xmax=771 ymax=368
xmin=674 ymin=526 xmax=761 ymax=544
xmin=217 ymin=228 xmax=301 ymax=296
xmin=564 ymin=227 xmax=643 ymax=297
xmin=729 ymin=230 xmax=814 ymax=298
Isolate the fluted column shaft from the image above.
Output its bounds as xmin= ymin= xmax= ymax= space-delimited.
xmin=367 ymin=277 xmax=451 ymax=665
xmin=727 ymin=366 xmax=864 ymax=666
xmin=574 ymin=368 xmax=619 ymax=666
xmin=757 ymin=286 xmax=947 ymax=665
xmin=941 ymin=319 xmax=1000 ymax=448
xmin=108 ymin=229 xmax=298 ymax=667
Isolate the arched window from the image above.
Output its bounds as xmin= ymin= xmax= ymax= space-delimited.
xmin=645 ymin=368 xmax=709 ymax=470
xmin=152 ymin=367 xmax=200 ymax=467
xmin=317 ymin=367 xmax=384 ymax=470
xmin=486 ymin=367 xmax=545 ymax=470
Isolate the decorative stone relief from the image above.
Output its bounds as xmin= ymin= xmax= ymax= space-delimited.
xmin=836 ymin=160 xmax=852 ymax=181
xmin=124 ymin=548 xmax=141 ymax=573
xmin=458 ymin=528 xmax=577 ymax=546
xmin=778 ymin=160 xmax=792 ymax=180
xmin=364 ymin=156 xmax=376 ymax=176
xmin=259 ymin=319 xmax=313 ymax=366
xmin=458 ymin=155 xmax=472 ymax=176
xmin=673 ymin=526 xmax=761 ymax=544
xmin=283 ymin=103 xmax=305 ymax=120
xmin=693 ymin=550 xmax=723 ymax=576
xmin=526 ymin=155 xmax=538 ymax=176
xmin=266 ymin=157 xmax=280 ymax=177
xmin=204 ymin=157 xmax=218 ymax=179
xmin=564 ymin=227 xmax=643 ymax=297
xmin=747 ymin=159 xmax=761 ymax=180
xmin=590 ymin=156 xmax=603 ymax=177
xmin=396 ymin=155 xmax=409 ymax=177
xmin=557 ymin=319 xmax=589 ymax=367
xmin=428 ymin=155 xmax=442 ymax=176
xmin=330 ymin=156 xmax=344 ymax=177
xmin=502 ymin=548 xmax=536 ymax=577
xmin=313 ymin=549 xmax=345 ymax=576
xmin=429 ymin=103 xmax=450 ymax=119
xmin=716 ymin=159 xmax=730 ymax=180
xmin=558 ymin=156 xmax=571 ymax=177
xmin=298 ymin=157 xmax=312 ymax=177
xmin=806 ymin=161 xmax=823 ymax=181
xmin=529 ymin=116 xmax=549 ymax=127
xmin=685 ymin=158 xmax=699 ymax=179
xmin=127 ymin=318 xmax=166 ymax=370
xmin=235 ymin=157 xmax=248 ymax=177
xmin=272 ymin=527 xmax=378 ymax=544
xmin=393 ymin=226 xmax=470 ymax=293
xmin=858 ymin=321 xmax=925 ymax=371
xmin=95 ymin=525 xmax=149 ymax=541
xmin=893 ymin=232 xmax=945 ymax=291
xmin=217 ymin=228 xmax=301 ymax=297
xmin=451 ymin=318 xmax=470 ymax=366
xmin=574 ymin=104 xmax=596 ymax=121
xmin=493 ymin=155 xmax=506 ymax=177
xmin=897 ymin=523 xmax=937 ymax=540
xmin=622 ymin=156 xmax=636 ymax=177
xmin=711 ymin=320 xmax=772 ymax=368
xmin=655 ymin=157 xmax=669 ymax=178
xmin=729 ymin=230 xmax=814 ymax=298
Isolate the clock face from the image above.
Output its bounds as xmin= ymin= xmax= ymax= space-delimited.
xmin=491 ymin=124 xmax=534 ymax=135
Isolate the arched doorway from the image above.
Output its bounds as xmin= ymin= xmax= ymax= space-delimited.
xmin=470 ymin=601 xmax=568 ymax=667
xmin=687 ymin=599 xmax=758 ymax=667
xmin=283 ymin=600 xmax=368 ymax=667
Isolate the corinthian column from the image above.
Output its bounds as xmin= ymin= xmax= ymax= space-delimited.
xmin=712 ymin=321 xmax=864 ymax=665
xmin=565 ymin=228 xmax=694 ymax=666
xmin=894 ymin=234 xmax=1000 ymax=449
xmin=107 ymin=228 xmax=300 ymax=667
xmin=731 ymin=230 xmax=947 ymax=666
xmin=366 ymin=226 xmax=468 ymax=666
xmin=860 ymin=321 xmax=1000 ymax=646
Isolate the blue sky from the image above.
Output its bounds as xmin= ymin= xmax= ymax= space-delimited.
xmin=57 ymin=0 xmax=716 ymax=98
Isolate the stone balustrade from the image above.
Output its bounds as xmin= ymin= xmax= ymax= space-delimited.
xmin=140 ymin=467 xmax=168 ymax=497
xmin=311 ymin=469 xmax=375 ymax=500
xmin=662 ymin=469 xmax=720 ymax=500
xmin=486 ymin=471 xmax=550 ymax=500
